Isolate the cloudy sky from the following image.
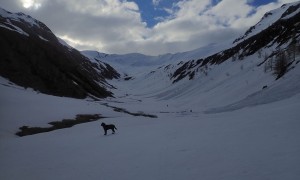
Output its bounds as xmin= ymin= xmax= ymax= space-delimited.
xmin=0 ymin=0 xmax=297 ymax=55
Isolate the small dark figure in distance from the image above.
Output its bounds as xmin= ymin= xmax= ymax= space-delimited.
xmin=101 ymin=122 xmax=117 ymax=135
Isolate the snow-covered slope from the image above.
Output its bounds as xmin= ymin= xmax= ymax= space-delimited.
xmin=0 ymin=7 xmax=58 ymax=44
xmin=94 ymin=1 xmax=300 ymax=113
xmin=234 ymin=1 xmax=300 ymax=44
xmin=1 ymin=65 xmax=300 ymax=180
xmin=81 ymin=40 xmax=231 ymax=75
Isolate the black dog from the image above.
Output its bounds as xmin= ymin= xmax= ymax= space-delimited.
xmin=101 ymin=122 xmax=117 ymax=135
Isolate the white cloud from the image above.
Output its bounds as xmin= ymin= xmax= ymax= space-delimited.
xmin=206 ymin=0 xmax=254 ymax=26
xmin=28 ymin=0 xmax=150 ymax=53
xmin=21 ymin=0 xmax=44 ymax=9
xmin=152 ymin=0 xmax=161 ymax=6
xmin=0 ymin=0 xmax=296 ymax=55
xmin=147 ymin=0 xmax=294 ymax=54
xmin=62 ymin=0 xmax=139 ymax=17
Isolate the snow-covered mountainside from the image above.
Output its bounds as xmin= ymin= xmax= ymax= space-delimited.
xmin=0 ymin=8 xmax=120 ymax=99
xmin=1 ymin=2 xmax=300 ymax=180
xmin=234 ymin=1 xmax=300 ymax=44
xmin=1 ymin=77 xmax=300 ymax=180
xmin=82 ymin=1 xmax=300 ymax=112
xmin=82 ymin=41 xmax=230 ymax=75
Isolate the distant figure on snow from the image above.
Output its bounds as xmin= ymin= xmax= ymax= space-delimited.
xmin=101 ymin=122 xmax=117 ymax=135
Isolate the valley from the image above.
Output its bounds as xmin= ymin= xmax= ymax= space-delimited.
xmin=1 ymin=72 xmax=300 ymax=180
xmin=1 ymin=2 xmax=300 ymax=180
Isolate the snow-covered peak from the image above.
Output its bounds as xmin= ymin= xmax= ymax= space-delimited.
xmin=81 ymin=40 xmax=232 ymax=76
xmin=0 ymin=8 xmax=40 ymax=28
xmin=56 ymin=37 xmax=77 ymax=51
xmin=0 ymin=7 xmax=58 ymax=44
xmin=0 ymin=8 xmax=77 ymax=49
xmin=81 ymin=50 xmax=108 ymax=59
xmin=234 ymin=1 xmax=300 ymax=44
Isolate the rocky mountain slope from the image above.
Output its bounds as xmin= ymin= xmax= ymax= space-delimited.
xmin=170 ymin=2 xmax=300 ymax=83
xmin=0 ymin=8 xmax=120 ymax=99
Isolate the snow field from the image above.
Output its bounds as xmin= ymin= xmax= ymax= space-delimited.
xmin=1 ymin=39 xmax=300 ymax=180
xmin=1 ymin=87 xmax=300 ymax=180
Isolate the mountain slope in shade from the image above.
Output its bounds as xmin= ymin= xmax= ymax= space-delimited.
xmin=0 ymin=8 xmax=120 ymax=99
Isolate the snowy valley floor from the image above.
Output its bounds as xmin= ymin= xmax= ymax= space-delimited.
xmin=1 ymin=81 xmax=300 ymax=180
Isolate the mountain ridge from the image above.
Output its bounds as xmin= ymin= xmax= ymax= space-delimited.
xmin=0 ymin=8 xmax=120 ymax=99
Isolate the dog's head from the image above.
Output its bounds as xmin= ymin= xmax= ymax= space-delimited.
xmin=101 ymin=122 xmax=106 ymax=126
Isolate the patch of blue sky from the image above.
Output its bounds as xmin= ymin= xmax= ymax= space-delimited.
xmin=129 ymin=0 xmax=278 ymax=27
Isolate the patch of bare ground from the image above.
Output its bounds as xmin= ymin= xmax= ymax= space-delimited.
xmin=16 ymin=114 xmax=104 ymax=137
